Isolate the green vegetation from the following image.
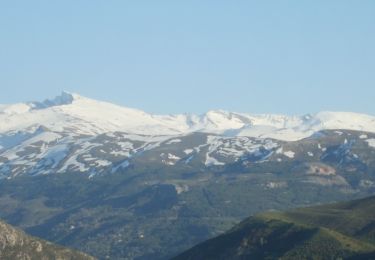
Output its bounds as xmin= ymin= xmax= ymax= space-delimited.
xmin=0 ymin=219 xmax=94 ymax=260
xmin=174 ymin=196 xmax=375 ymax=260
xmin=0 ymin=130 xmax=374 ymax=259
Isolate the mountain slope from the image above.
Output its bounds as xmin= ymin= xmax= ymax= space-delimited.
xmin=1 ymin=92 xmax=375 ymax=179
xmin=0 ymin=128 xmax=375 ymax=259
xmin=0 ymin=219 xmax=94 ymax=260
xmin=173 ymin=196 xmax=375 ymax=260
xmin=1 ymin=93 xmax=375 ymax=259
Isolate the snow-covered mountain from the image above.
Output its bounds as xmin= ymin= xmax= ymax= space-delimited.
xmin=1 ymin=91 xmax=375 ymax=139
xmin=1 ymin=92 xmax=375 ymax=178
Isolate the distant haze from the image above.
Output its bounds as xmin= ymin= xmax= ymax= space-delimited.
xmin=1 ymin=1 xmax=374 ymax=115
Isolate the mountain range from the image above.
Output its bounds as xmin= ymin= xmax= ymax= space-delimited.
xmin=0 ymin=92 xmax=375 ymax=259
xmin=1 ymin=91 xmax=375 ymax=178
xmin=1 ymin=92 xmax=375 ymax=138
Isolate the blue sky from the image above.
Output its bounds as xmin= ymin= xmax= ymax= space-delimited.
xmin=1 ymin=1 xmax=374 ymax=115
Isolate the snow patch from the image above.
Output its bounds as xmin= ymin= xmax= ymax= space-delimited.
xmin=366 ymin=139 xmax=375 ymax=148
xmin=184 ymin=149 xmax=194 ymax=154
xmin=173 ymin=184 xmax=189 ymax=194
xmin=39 ymin=144 xmax=68 ymax=168
xmin=205 ymin=155 xmax=225 ymax=166
xmin=95 ymin=160 xmax=112 ymax=167
xmin=167 ymin=153 xmax=180 ymax=160
xmin=160 ymin=153 xmax=180 ymax=165
xmin=166 ymin=139 xmax=182 ymax=144
xmin=0 ymin=103 xmax=31 ymax=115
xmin=283 ymin=151 xmax=295 ymax=158
xmin=112 ymin=160 xmax=130 ymax=173
xmin=23 ymin=132 xmax=61 ymax=146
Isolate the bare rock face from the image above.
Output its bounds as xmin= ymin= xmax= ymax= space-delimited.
xmin=0 ymin=221 xmax=94 ymax=260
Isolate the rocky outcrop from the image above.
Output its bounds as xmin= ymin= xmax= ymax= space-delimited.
xmin=0 ymin=220 xmax=94 ymax=260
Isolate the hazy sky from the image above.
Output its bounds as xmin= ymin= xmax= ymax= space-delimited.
xmin=1 ymin=1 xmax=374 ymax=115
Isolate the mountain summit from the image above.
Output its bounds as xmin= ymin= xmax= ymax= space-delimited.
xmin=31 ymin=91 xmax=79 ymax=108
xmin=0 ymin=92 xmax=374 ymax=140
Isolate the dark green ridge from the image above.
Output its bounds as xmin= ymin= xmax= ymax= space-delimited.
xmin=174 ymin=196 xmax=375 ymax=260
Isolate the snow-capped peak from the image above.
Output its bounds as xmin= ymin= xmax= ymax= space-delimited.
xmin=0 ymin=93 xmax=375 ymax=141
xmin=30 ymin=91 xmax=82 ymax=109
xmin=201 ymin=110 xmax=251 ymax=130
xmin=0 ymin=91 xmax=81 ymax=115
